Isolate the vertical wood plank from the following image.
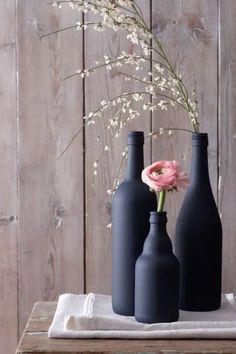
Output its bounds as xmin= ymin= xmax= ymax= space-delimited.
xmin=0 ymin=2 xmax=18 ymax=353
xmin=151 ymin=0 xmax=218 ymax=240
xmin=219 ymin=0 xmax=236 ymax=292
xmin=18 ymin=1 xmax=84 ymax=334
xmin=85 ymin=3 xmax=151 ymax=293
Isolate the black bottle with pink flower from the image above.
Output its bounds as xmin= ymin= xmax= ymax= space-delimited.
xmin=135 ymin=211 xmax=180 ymax=323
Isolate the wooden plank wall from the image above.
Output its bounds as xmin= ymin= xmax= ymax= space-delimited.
xmin=0 ymin=1 xmax=236 ymax=353
xmin=0 ymin=2 xmax=18 ymax=354
xmin=219 ymin=0 xmax=236 ymax=292
xmin=17 ymin=0 xmax=84 ymax=336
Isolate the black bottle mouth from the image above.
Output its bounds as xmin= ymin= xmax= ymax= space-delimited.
xmin=192 ymin=133 xmax=208 ymax=147
xmin=149 ymin=211 xmax=167 ymax=223
xmin=127 ymin=131 xmax=144 ymax=145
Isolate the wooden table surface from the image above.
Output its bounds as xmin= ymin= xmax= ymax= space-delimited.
xmin=16 ymin=302 xmax=236 ymax=354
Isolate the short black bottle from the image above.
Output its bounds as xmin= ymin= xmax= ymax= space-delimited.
xmin=112 ymin=131 xmax=156 ymax=316
xmin=135 ymin=211 xmax=180 ymax=323
xmin=175 ymin=133 xmax=222 ymax=311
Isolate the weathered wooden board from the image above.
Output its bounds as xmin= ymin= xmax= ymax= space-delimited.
xmin=151 ymin=0 xmax=218 ymax=241
xmin=17 ymin=0 xmax=84 ymax=336
xmin=16 ymin=302 xmax=236 ymax=354
xmin=85 ymin=2 xmax=151 ymax=293
xmin=0 ymin=2 xmax=18 ymax=353
xmin=219 ymin=0 xmax=236 ymax=293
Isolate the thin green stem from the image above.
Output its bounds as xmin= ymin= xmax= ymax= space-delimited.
xmin=57 ymin=97 xmax=127 ymax=160
xmin=40 ymin=21 xmax=106 ymax=40
xmin=40 ymin=25 xmax=78 ymax=39
xmin=63 ymin=55 xmax=146 ymax=81
xmin=157 ymin=190 xmax=166 ymax=212
xmin=130 ymin=1 xmax=199 ymax=132
xmin=146 ymin=128 xmax=194 ymax=137
xmin=119 ymin=72 xmax=187 ymax=110
xmin=132 ymin=1 xmax=144 ymax=20
xmin=63 ymin=54 xmax=171 ymax=82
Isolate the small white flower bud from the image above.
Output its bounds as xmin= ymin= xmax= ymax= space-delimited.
xmin=159 ymin=128 xmax=165 ymax=135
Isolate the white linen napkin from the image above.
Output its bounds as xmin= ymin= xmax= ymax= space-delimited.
xmin=48 ymin=293 xmax=236 ymax=339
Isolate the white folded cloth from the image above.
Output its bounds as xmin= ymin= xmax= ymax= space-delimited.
xmin=48 ymin=293 xmax=236 ymax=339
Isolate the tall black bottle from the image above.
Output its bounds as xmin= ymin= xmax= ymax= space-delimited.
xmin=175 ymin=133 xmax=222 ymax=311
xmin=112 ymin=131 xmax=157 ymax=316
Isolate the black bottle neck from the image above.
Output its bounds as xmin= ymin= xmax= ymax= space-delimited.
xmin=190 ymin=133 xmax=210 ymax=186
xmin=148 ymin=211 xmax=167 ymax=234
xmin=143 ymin=212 xmax=173 ymax=254
xmin=125 ymin=132 xmax=144 ymax=180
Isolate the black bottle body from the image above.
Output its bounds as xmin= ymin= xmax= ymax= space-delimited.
xmin=175 ymin=133 xmax=222 ymax=311
xmin=112 ymin=132 xmax=156 ymax=316
xmin=135 ymin=212 xmax=180 ymax=323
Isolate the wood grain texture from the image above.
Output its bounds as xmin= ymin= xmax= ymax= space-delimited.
xmin=219 ymin=0 xmax=236 ymax=292
xmin=151 ymin=0 xmax=218 ymax=241
xmin=0 ymin=1 xmax=18 ymax=354
xmin=85 ymin=2 xmax=151 ymax=293
xmin=16 ymin=302 xmax=236 ymax=354
xmin=17 ymin=0 xmax=84 ymax=336
xmin=25 ymin=302 xmax=56 ymax=333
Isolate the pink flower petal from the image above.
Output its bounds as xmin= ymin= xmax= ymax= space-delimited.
xmin=142 ymin=160 xmax=190 ymax=192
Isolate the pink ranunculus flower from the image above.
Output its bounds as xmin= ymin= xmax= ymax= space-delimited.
xmin=142 ymin=160 xmax=190 ymax=192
